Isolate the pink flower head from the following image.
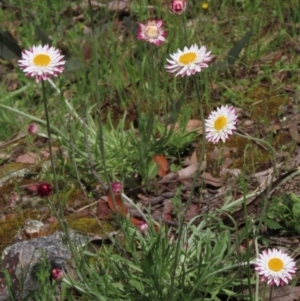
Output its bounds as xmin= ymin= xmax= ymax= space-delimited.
xmin=205 ymin=105 xmax=238 ymax=143
xmin=166 ymin=44 xmax=212 ymax=77
xmin=255 ymin=248 xmax=296 ymax=286
xmin=138 ymin=221 xmax=149 ymax=233
xmin=51 ymin=267 xmax=63 ymax=281
xmin=111 ymin=182 xmax=123 ymax=194
xmin=169 ymin=0 xmax=187 ymax=15
xmin=37 ymin=182 xmax=53 ymax=198
xmin=18 ymin=44 xmax=65 ymax=83
xmin=28 ymin=123 xmax=39 ymax=135
xmin=137 ymin=19 xmax=167 ymax=46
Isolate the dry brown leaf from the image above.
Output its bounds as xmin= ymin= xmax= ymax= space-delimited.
xmin=221 ymin=168 xmax=241 ymax=177
xmin=170 ymin=123 xmax=180 ymax=132
xmin=130 ymin=216 xmax=144 ymax=226
xmin=107 ymin=0 xmax=130 ymax=11
xmin=222 ymin=157 xmax=233 ymax=169
xmin=25 ymin=184 xmax=39 ymax=193
xmin=1 ymin=213 xmax=17 ymax=222
xmin=289 ymin=149 xmax=300 ymax=167
xmin=15 ymin=152 xmax=38 ymax=164
xmin=153 ymin=154 xmax=168 ymax=177
xmin=185 ymin=203 xmax=201 ymax=221
xmin=158 ymin=172 xmax=178 ymax=183
xmin=7 ymin=191 xmax=19 ymax=207
xmin=81 ymin=0 xmax=130 ymax=11
xmin=201 ymin=172 xmax=223 ymax=188
xmin=267 ymin=123 xmax=281 ymax=134
xmin=138 ymin=194 xmax=149 ymax=201
xmin=177 ymin=162 xmax=205 ymax=180
xmin=289 ymin=114 xmax=300 ymax=142
xmin=44 ymin=216 xmax=58 ymax=225
xmin=183 ymin=150 xmax=198 ymax=165
xmin=39 ymin=150 xmax=50 ymax=158
xmin=0 ymin=153 xmax=10 ymax=159
xmin=73 ymin=208 xmax=91 ymax=218
xmin=96 ymin=199 xmax=112 ymax=219
xmin=107 ymin=192 xmax=128 ymax=216
xmin=210 ymin=146 xmax=234 ymax=160
xmin=82 ymin=40 xmax=93 ymax=62
xmin=168 ymin=120 xmax=202 ymax=134
xmin=253 ymin=164 xmax=282 ymax=189
xmin=162 ymin=199 xmax=174 ymax=221
xmin=258 ymin=285 xmax=300 ymax=301
xmin=185 ymin=119 xmax=203 ymax=134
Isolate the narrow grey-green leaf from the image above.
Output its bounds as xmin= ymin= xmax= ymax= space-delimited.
xmin=64 ymin=58 xmax=86 ymax=72
xmin=0 ymin=29 xmax=22 ymax=60
xmin=35 ymin=26 xmax=52 ymax=45
xmin=211 ymin=30 xmax=252 ymax=70
xmin=227 ymin=30 xmax=252 ymax=65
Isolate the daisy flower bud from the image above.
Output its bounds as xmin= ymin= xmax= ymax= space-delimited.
xmin=28 ymin=123 xmax=39 ymax=135
xmin=37 ymin=182 xmax=53 ymax=198
xmin=169 ymin=0 xmax=187 ymax=15
xmin=111 ymin=182 xmax=123 ymax=194
xmin=51 ymin=267 xmax=63 ymax=281
xmin=139 ymin=221 xmax=149 ymax=233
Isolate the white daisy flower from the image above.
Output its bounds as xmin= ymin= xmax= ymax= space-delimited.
xmin=137 ymin=19 xmax=167 ymax=46
xmin=255 ymin=248 xmax=296 ymax=286
xmin=18 ymin=45 xmax=65 ymax=83
xmin=165 ymin=44 xmax=212 ymax=77
xmin=205 ymin=105 xmax=237 ymax=143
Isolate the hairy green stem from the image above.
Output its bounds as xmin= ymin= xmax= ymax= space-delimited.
xmin=47 ymin=78 xmax=85 ymax=127
xmin=147 ymin=46 xmax=156 ymax=139
xmin=169 ymin=15 xmax=198 ymax=300
xmin=41 ymin=81 xmax=64 ymax=218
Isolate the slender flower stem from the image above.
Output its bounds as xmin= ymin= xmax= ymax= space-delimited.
xmin=147 ymin=46 xmax=156 ymax=140
xmin=169 ymin=74 xmax=206 ymax=300
xmin=41 ymin=81 xmax=63 ymax=217
xmin=254 ymin=235 xmax=260 ymax=301
xmin=169 ymin=16 xmax=198 ymax=300
xmin=47 ymin=78 xmax=85 ymax=127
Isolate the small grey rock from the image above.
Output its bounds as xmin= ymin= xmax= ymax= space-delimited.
xmin=0 ymin=231 xmax=88 ymax=301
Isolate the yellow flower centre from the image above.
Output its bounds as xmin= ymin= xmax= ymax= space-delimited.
xmin=202 ymin=3 xmax=209 ymax=9
xmin=214 ymin=116 xmax=227 ymax=131
xmin=33 ymin=54 xmax=51 ymax=66
xmin=179 ymin=52 xmax=197 ymax=65
xmin=268 ymin=258 xmax=284 ymax=272
xmin=145 ymin=25 xmax=159 ymax=39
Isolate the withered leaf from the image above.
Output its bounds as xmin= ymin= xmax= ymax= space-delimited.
xmin=289 ymin=114 xmax=300 ymax=142
xmin=201 ymin=172 xmax=223 ymax=188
